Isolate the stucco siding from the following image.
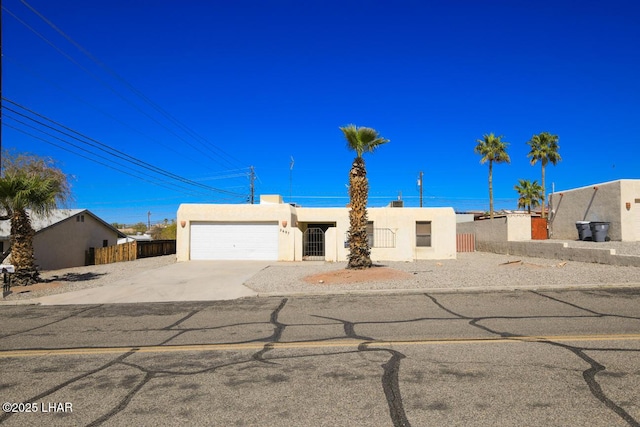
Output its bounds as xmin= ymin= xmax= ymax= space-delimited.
xmin=178 ymin=202 xmax=457 ymax=262
xmin=177 ymin=203 xmax=296 ymax=261
xmin=34 ymin=214 xmax=119 ymax=270
xmin=549 ymin=180 xmax=640 ymax=241
xmin=456 ymin=215 xmax=531 ymax=243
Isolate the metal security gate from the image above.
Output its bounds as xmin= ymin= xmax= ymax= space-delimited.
xmin=303 ymin=228 xmax=325 ymax=260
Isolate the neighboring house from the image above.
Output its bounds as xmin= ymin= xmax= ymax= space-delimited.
xmin=117 ymin=233 xmax=153 ymax=244
xmin=549 ymin=179 xmax=640 ymax=241
xmin=177 ymin=195 xmax=456 ymax=262
xmin=0 ymin=209 xmax=126 ymax=271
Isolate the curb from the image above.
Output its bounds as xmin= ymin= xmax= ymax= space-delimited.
xmin=253 ymin=282 xmax=640 ymax=298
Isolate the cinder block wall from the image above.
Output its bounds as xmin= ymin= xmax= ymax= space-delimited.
xmin=549 ymin=181 xmax=625 ymax=240
xmin=456 ymin=215 xmax=531 ymax=243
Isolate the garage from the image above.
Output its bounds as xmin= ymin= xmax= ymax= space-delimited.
xmin=190 ymin=222 xmax=279 ymax=260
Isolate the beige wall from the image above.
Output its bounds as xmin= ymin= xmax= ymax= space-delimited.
xmin=178 ymin=202 xmax=457 ymax=262
xmin=549 ymin=180 xmax=640 ymax=241
xmin=620 ymin=180 xmax=640 ymax=241
xmin=177 ymin=203 xmax=296 ymax=261
xmin=34 ymin=214 xmax=120 ymax=270
xmin=295 ymin=207 xmax=349 ymax=262
xmin=456 ymin=214 xmax=531 ymax=243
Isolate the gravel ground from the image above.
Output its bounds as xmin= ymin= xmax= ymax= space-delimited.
xmin=244 ymin=251 xmax=640 ymax=294
xmin=2 ymin=250 xmax=640 ymax=302
xmin=2 ymin=255 xmax=177 ymax=301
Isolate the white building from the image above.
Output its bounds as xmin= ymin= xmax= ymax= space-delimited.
xmin=177 ymin=195 xmax=457 ymax=262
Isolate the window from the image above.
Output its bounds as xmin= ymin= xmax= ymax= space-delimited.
xmin=77 ymin=215 xmax=85 ymax=222
xmin=102 ymin=240 xmax=109 ymax=247
xmin=416 ymin=221 xmax=432 ymax=247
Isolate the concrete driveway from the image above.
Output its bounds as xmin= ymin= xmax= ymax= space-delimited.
xmin=31 ymin=261 xmax=270 ymax=305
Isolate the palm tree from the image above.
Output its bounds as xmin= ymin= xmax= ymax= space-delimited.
xmin=340 ymin=124 xmax=389 ymax=269
xmin=527 ymin=132 xmax=561 ymax=219
xmin=474 ymin=133 xmax=511 ymax=219
xmin=514 ymin=179 xmax=543 ymax=214
xmin=0 ymin=153 xmax=70 ymax=286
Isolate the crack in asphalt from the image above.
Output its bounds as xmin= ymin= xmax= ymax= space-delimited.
xmin=0 ymin=305 xmax=101 ymax=340
xmin=0 ymin=350 xmax=136 ymax=424
xmin=1 ymin=291 xmax=637 ymax=426
xmin=357 ymin=342 xmax=411 ymax=427
xmin=252 ymin=298 xmax=288 ymax=364
xmin=424 ymin=291 xmax=639 ymax=427
xmin=312 ymin=314 xmax=375 ymax=341
xmin=163 ymin=310 xmax=200 ymax=329
xmin=86 ymin=371 xmax=155 ymax=427
xmin=311 ymin=314 xmax=409 ymax=425
xmin=532 ymin=290 xmax=640 ymax=320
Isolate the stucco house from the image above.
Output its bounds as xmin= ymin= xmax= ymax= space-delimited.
xmin=0 ymin=209 xmax=125 ymax=271
xmin=177 ymin=195 xmax=457 ymax=262
xmin=548 ymin=179 xmax=640 ymax=241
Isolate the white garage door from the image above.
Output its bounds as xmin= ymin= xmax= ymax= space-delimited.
xmin=190 ymin=222 xmax=279 ymax=260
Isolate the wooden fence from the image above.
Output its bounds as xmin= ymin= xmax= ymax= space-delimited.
xmin=89 ymin=240 xmax=176 ymax=265
xmin=137 ymin=240 xmax=176 ymax=258
xmin=92 ymin=241 xmax=137 ymax=265
xmin=456 ymin=233 xmax=476 ymax=252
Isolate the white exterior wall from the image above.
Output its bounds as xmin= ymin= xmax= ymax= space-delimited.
xmin=549 ymin=180 xmax=640 ymax=241
xmin=507 ymin=215 xmax=532 ymax=241
xmin=367 ymin=207 xmax=457 ymax=261
xmin=177 ymin=203 xmax=457 ymax=262
xmin=620 ymin=180 xmax=640 ymax=241
xmin=177 ymin=203 xmax=296 ymax=261
xmin=295 ymin=208 xmax=349 ymax=262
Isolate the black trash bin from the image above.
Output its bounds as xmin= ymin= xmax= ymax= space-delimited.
xmin=589 ymin=222 xmax=610 ymax=242
xmin=575 ymin=221 xmax=591 ymax=241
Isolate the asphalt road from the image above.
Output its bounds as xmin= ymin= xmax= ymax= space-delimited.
xmin=0 ymin=289 xmax=639 ymax=426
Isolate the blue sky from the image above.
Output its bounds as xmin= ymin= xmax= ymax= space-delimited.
xmin=3 ymin=0 xmax=639 ymax=225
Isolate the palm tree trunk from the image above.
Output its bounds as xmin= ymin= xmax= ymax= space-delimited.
xmin=10 ymin=209 xmax=40 ymax=286
xmin=348 ymin=157 xmax=372 ymax=269
xmin=488 ymin=160 xmax=494 ymax=219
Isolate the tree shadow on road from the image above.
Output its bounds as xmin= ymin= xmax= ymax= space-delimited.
xmin=43 ymin=272 xmax=107 ymax=283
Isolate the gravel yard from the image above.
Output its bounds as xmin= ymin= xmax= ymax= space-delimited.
xmin=2 ymin=251 xmax=640 ymax=302
xmin=244 ymin=252 xmax=640 ymax=294
xmin=2 ymin=255 xmax=176 ymax=301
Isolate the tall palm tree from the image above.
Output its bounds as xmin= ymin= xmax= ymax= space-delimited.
xmin=0 ymin=153 xmax=70 ymax=286
xmin=514 ymin=179 xmax=543 ymax=214
xmin=527 ymin=132 xmax=561 ymax=219
xmin=474 ymin=133 xmax=511 ymax=219
xmin=340 ymin=124 xmax=389 ymax=269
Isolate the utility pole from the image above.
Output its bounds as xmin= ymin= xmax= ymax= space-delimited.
xmin=249 ymin=166 xmax=255 ymax=204
xmin=418 ymin=171 xmax=424 ymax=207
xmin=289 ymin=156 xmax=294 ymax=203
xmin=147 ymin=211 xmax=151 ymax=231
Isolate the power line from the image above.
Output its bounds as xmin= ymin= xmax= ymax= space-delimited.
xmin=2 ymin=97 xmax=247 ymax=198
xmin=3 ymin=121 xmax=218 ymax=199
xmin=2 ymin=54 xmax=227 ymax=172
xmin=13 ymin=0 xmax=244 ymax=170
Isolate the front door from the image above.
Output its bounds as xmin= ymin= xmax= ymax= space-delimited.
xmin=303 ymin=228 xmax=325 ymax=260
